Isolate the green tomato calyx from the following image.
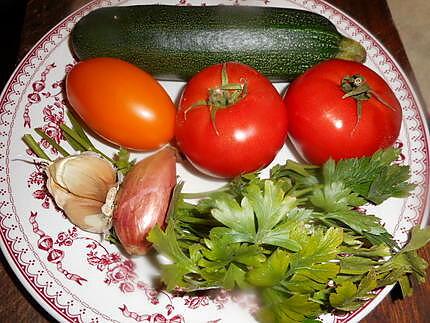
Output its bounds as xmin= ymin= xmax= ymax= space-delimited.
xmin=341 ymin=74 xmax=394 ymax=128
xmin=184 ymin=63 xmax=247 ymax=135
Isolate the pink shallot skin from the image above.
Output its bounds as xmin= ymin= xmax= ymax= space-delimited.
xmin=113 ymin=147 xmax=176 ymax=256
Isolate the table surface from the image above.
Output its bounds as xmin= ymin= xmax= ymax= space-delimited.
xmin=1 ymin=0 xmax=429 ymax=322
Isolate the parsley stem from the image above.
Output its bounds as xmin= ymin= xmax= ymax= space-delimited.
xmin=180 ymin=184 xmax=230 ymax=199
xmin=167 ymin=182 xmax=184 ymax=220
xmin=284 ymin=160 xmax=319 ymax=176
xmin=291 ymin=185 xmax=323 ymax=197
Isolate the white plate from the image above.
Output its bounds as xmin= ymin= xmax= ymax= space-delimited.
xmin=0 ymin=0 xmax=429 ymax=322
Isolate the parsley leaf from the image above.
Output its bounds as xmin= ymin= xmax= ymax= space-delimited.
xmin=259 ymin=289 xmax=323 ymax=323
xmin=401 ymin=226 xmax=430 ymax=252
xmin=211 ymin=193 xmax=256 ymax=242
xmin=247 ymin=249 xmax=290 ymax=287
xmin=375 ymin=227 xmax=430 ymax=296
xmin=113 ymin=148 xmax=135 ymax=175
xmin=147 ymin=224 xmax=200 ymax=290
xmin=147 ymin=148 xmax=429 ymax=323
xmin=310 ymin=181 xmax=366 ymax=211
xmin=211 ymin=181 xmax=301 ymax=251
xmin=325 ymin=148 xmax=415 ymax=204
xmin=282 ymin=227 xmax=342 ymax=294
xmin=330 ymin=271 xmax=378 ymax=311
xmin=313 ymin=210 xmax=397 ymax=249
xmin=272 ymin=148 xmax=414 ymax=204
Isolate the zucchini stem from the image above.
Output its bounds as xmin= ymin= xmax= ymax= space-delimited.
xmin=336 ymin=37 xmax=366 ymax=63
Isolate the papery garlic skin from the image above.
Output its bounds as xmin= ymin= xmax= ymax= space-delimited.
xmin=47 ymin=152 xmax=117 ymax=201
xmin=113 ymin=147 xmax=176 ymax=256
xmin=46 ymin=152 xmax=117 ymax=233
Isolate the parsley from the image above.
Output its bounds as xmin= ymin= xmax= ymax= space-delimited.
xmin=113 ymin=148 xmax=135 ymax=175
xmin=147 ymin=148 xmax=429 ymax=322
xmin=211 ymin=181 xmax=300 ymax=251
xmin=322 ymin=148 xmax=415 ymax=204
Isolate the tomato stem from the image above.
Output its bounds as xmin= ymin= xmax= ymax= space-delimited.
xmin=184 ymin=63 xmax=247 ymax=135
xmin=341 ymin=74 xmax=395 ymax=128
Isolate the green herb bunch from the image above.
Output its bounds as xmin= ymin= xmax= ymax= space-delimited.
xmin=148 ymin=148 xmax=430 ymax=323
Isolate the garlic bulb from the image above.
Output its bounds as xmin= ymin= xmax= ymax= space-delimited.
xmin=46 ymin=152 xmax=117 ymax=233
xmin=113 ymin=147 xmax=176 ymax=256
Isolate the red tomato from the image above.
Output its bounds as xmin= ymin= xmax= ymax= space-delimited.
xmin=283 ymin=59 xmax=402 ymax=164
xmin=175 ymin=62 xmax=288 ymax=178
xmin=66 ymin=57 xmax=176 ymax=150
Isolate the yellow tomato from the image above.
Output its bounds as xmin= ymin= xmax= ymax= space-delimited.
xmin=66 ymin=57 xmax=176 ymax=150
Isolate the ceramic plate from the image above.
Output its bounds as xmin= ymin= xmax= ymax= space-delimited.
xmin=0 ymin=0 xmax=429 ymax=322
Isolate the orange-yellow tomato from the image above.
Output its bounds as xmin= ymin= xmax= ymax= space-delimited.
xmin=66 ymin=57 xmax=176 ymax=150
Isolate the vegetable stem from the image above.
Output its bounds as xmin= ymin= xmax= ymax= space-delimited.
xmin=292 ymin=185 xmax=323 ymax=198
xmin=336 ymin=37 xmax=366 ymax=63
xmin=286 ymin=160 xmax=319 ymax=176
xmin=60 ymin=123 xmax=93 ymax=151
xmin=60 ymin=124 xmax=115 ymax=164
xmin=180 ymin=184 xmax=230 ymax=199
xmin=35 ymin=128 xmax=70 ymax=157
xmin=22 ymin=134 xmax=51 ymax=161
xmin=67 ymin=111 xmax=96 ymax=149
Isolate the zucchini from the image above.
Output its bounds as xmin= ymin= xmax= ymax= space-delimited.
xmin=71 ymin=5 xmax=366 ymax=81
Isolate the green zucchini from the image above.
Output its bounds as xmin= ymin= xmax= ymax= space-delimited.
xmin=71 ymin=5 xmax=366 ymax=81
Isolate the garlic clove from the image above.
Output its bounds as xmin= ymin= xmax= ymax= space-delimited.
xmin=45 ymin=152 xmax=118 ymax=234
xmin=46 ymin=175 xmax=73 ymax=209
xmin=48 ymin=152 xmax=117 ymax=202
xmin=62 ymin=194 xmax=111 ymax=233
xmin=46 ymin=177 xmax=113 ymax=233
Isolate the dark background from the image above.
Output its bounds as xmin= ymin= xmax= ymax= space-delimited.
xmin=0 ymin=0 xmax=28 ymax=88
xmin=0 ymin=2 xmax=51 ymax=321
